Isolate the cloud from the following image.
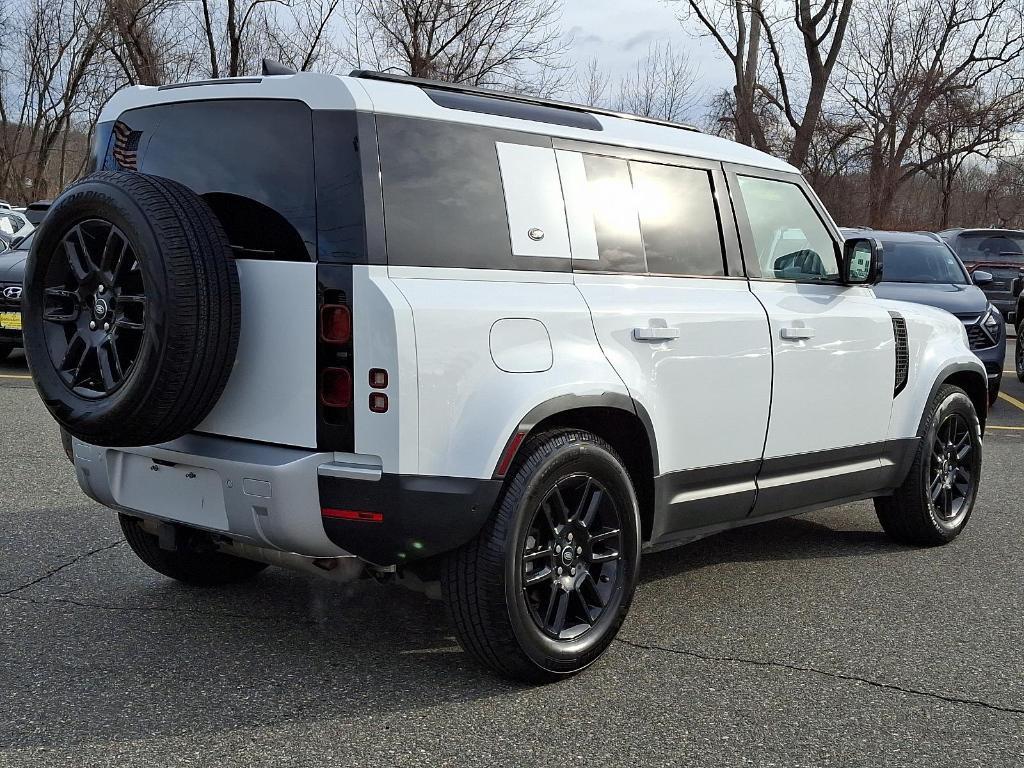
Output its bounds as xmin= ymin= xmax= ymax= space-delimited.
xmin=622 ymin=29 xmax=666 ymax=52
xmin=566 ymin=25 xmax=605 ymax=46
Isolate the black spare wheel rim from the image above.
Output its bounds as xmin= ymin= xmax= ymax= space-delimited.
xmin=929 ymin=412 xmax=976 ymax=527
xmin=521 ymin=473 xmax=625 ymax=640
xmin=22 ymin=171 xmax=241 ymax=447
xmin=41 ymin=219 xmax=147 ymax=398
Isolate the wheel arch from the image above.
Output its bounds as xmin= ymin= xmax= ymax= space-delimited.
xmin=496 ymin=394 xmax=658 ymax=542
xmin=930 ymin=363 xmax=988 ymax=432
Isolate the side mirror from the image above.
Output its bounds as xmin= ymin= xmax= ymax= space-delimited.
xmin=973 ymin=270 xmax=993 ymax=286
xmin=842 ymin=237 xmax=882 ymax=285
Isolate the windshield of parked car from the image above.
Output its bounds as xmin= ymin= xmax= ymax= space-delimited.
xmin=12 ymin=232 xmax=34 ymax=251
xmin=880 ymin=239 xmax=970 ymax=284
xmin=956 ymin=232 xmax=1024 ymax=263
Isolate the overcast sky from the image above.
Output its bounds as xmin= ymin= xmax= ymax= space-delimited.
xmin=560 ymin=0 xmax=733 ymax=117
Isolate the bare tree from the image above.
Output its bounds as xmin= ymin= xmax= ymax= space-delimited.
xmin=676 ymin=0 xmax=853 ymax=168
xmin=615 ymin=41 xmax=701 ymax=122
xmin=675 ymin=0 xmax=770 ymax=151
xmin=575 ymin=57 xmax=609 ymax=107
xmin=347 ymin=0 xmax=569 ymax=91
xmin=841 ymin=0 xmax=1024 ymax=226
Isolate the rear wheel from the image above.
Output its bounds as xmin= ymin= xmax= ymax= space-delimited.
xmin=442 ymin=429 xmax=641 ymax=683
xmin=120 ymin=514 xmax=267 ymax=585
xmin=875 ymin=385 xmax=982 ymax=546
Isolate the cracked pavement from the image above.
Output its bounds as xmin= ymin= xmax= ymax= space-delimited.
xmin=2 ymin=349 xmax=1024 ymax=767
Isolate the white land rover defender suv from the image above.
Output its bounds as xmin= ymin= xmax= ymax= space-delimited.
xmin=22 ymin=70 xmax=988 ymax=682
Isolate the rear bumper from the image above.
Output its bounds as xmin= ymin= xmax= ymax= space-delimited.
xmin=72 ymin=433 xmax=501 ymax=565
xmin=319 ymin=472 xmax=502 ymax=565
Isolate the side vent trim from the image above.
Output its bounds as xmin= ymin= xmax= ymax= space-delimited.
xmin=890 ymin=311 xmax=909 ymax=397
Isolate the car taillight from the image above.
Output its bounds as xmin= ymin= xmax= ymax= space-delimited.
xmin=317 ymin=266 xmax=354 ymax=451
xmin=320 ymin=368 xmax=352 ymax=408
xmin=320 ymin=305 xmax=351 ymax=344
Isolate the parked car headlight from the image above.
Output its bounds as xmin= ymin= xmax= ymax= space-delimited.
xmin=982 ymin=304 xmax=1002 ymax=337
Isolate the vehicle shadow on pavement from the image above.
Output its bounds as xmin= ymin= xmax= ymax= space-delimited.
xmin=638 ymin=510 xmax=901 ymax=586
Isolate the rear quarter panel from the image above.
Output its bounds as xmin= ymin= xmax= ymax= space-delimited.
xmin=386 ymin=267 xmax=629 ymax=480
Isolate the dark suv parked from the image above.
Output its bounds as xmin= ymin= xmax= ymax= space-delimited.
xmin=0 ymin=231 xmax=30 ymax=360
xmin=940 ymin=228 xmax=1024 ymax=320
xmin=845 ymin=229 xmax=1005 ymax=404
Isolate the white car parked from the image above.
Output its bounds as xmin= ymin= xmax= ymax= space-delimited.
xmin=21 ymin=70 xmax=987 ymax=682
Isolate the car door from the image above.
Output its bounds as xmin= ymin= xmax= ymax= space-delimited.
xmin=725 ymin=166 xmax=897 ymax=517
xmin=555 ymin=143 xmax=773 ymax=546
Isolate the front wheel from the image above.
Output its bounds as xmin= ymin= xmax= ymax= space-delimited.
xmin=442 ymin=429 xmax=641 ymax=683
xmin=875 ymin=385 xmax=982 ymax=546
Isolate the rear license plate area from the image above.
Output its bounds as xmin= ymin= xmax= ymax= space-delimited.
xmin=109 ymin=452 xmax=228 ymax=529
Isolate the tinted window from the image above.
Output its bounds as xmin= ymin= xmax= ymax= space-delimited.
xmin=955 ymin=233 xmax=1024 ymax=263
xmin=313 ymin=111 xmax=367 ymax=264
xmin=738 ymin=176 xmax=838 ymax=281
xmin=580 ymin=154 xmax=645 ymax=273
xmin=378 ymin=117 xmax=507 ymax=269
xmin=109 ymin=100 xmax=316 ymax=261
xmin=879 ymin=240 xmax=968 ymax=284
xmin=631 ymin=162 xmax=724 ymax=276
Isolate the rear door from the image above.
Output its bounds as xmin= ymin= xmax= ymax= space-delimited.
xmin=557 ymin=143 xmax=772 ymax=544
xmin=727 ymin=166 xmax=896 ymax=516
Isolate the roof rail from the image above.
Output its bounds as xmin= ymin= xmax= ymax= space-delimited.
xmin=348 ymin=70 xmax=701 ymax=134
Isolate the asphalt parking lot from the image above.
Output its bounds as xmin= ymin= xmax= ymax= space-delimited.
xmin=1 ymin=344 xmax=1022 ymax=767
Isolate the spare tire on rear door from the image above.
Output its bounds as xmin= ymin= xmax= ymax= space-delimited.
xmin=22 ymin=171 xmax=241 ymax=447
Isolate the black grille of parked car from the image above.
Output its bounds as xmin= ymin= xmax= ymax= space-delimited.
xmin=0 ymin=283 xmax=22 ymax=311
xmin=890 ymin=312 xmax=908 ymax=397
xmin=961 ymin=316 xmax=996 ymax=350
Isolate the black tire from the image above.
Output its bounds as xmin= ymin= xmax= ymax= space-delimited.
xmin=119 ymin=514 xmax=267 ymax=585
xmin=1016 ymin=325 xmax=1023 ymax=383
xmin=442 ymin=429 xmax=641 ymax=683
xmin=875 ymin=385 xmax=982 ymax=546
xmin=0 ymin=343 xmax=12 ymax=362
xmin=22 ymin=171 xmax=240 ymax=446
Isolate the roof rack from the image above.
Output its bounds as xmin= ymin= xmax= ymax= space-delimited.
xmin=349 ymin=70 xmax=701 ymax=134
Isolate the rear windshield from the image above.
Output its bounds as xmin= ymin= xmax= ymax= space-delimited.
xmin=880 ymin=240 xmax=969 ymax=284
xmin=101 ymin=99 xmax=318 ymax=261
xmin=955 ymin=232 xmax=1024 ymax=263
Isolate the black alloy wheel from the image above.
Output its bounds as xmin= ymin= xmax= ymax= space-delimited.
xmin=41 ymin=219 xmax=146 ymax=398
xmin=1016 ymin=328 xmax=1024 ymax=382
xmin=928 ymin=412 xmax=975 ymax=526
xmin=521 ymin=474 xmax=624 ymax=640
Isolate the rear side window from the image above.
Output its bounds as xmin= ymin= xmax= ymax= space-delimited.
xmin=376 ymin=116 xmax=566 ymax=271
xmin=107 ymin=99 xmax=317 ymax=261
xmin=580 ymin=155 xmax=646 ymax=273
xmin=630 ymin=162 xmax=724 ymax=276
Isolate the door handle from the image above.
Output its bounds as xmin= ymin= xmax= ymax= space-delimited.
xmin=780 ymin=326 xmax=816 ymax=340
xmin=633 ymin=326 xmax=680 ymax=342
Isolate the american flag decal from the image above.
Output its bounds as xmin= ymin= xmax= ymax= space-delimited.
xmin=112 ymin=121 xmax=142 ymax=171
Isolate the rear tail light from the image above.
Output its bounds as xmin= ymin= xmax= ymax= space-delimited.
xmin=322 ymin=508 xmax=383 ymax=523
xmin=320 ymin=305 xmax=351 ymax=344
xmin=320 ymin=367 xmax=352 ymax=408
